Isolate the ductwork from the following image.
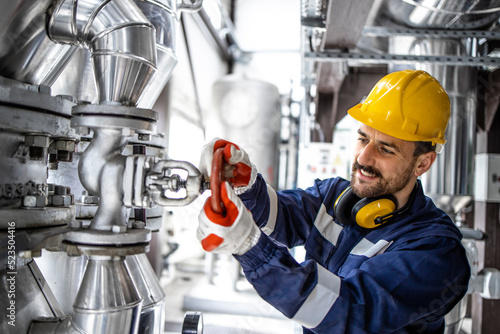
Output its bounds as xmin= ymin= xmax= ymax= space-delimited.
xmin=48 ymin=0 xmax=158 ymax=105
xmin=385 ymin=0 xmax=500 ymax=30
xmin=0 ymin=0 xmax=77 ymax=86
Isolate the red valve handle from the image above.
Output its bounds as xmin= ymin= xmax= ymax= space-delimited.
xmin=210 ymin=147 xmax=225 ymax=215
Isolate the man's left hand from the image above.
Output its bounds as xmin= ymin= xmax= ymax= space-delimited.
xmin=197 ymin=181 xmax=261 ymax=255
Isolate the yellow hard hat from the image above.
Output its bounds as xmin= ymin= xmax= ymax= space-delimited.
xmin=347 ymin=70 xmax=450 ymax=145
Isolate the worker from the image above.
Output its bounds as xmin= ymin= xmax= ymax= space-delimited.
xmin=196 ymin=69 xmax=471 ymax=333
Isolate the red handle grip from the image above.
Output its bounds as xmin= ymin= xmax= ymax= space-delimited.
xmin=210 ymin=147 xmax=225 ymax=215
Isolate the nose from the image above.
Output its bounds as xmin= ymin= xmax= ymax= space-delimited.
xmin=356 ymin=142 xmax=376 ymax=167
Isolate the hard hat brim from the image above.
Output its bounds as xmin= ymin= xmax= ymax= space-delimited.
xmin=347 ymin=104 xmax=447 ymax=146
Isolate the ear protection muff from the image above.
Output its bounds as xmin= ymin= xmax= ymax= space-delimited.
xmin=334 ymin=187 xmax=398 ymax=229
xmin=334 ymin=187 xmax=362 ymax=226
xmin=352 ymin=194 xmax=397 ymax=229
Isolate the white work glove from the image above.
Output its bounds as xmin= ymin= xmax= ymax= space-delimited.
xmin=199 ymin=138 xmax=257 ymax=195
xmin=197 ymin=182 xmax=261 ymax=255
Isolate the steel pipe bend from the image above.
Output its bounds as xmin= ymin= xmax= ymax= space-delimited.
xmin=48 ymin=0 xmax=157 ymax=105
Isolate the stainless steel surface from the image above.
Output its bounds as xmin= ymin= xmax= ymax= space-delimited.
xmin=49 ymin=135 xmax=169 ymax=230
xmin=135 ymin=0 xmax=179 ymax=108
xmin=126 ymin=254 xmax=166 ymax=334
xmin=50 ymin=0 xmax=181 ymax=108
xmin=363 ymin=26 xmax=500 ymax=40
xmin=72 ymin=255 xmax=142 ymax=334
xmin=49 ymin=0 xmax=158 ymax=105
xmin=144 ymin=159 xmax=206 ymax=207
xmin=0 ymin=0 xmax=183 ymax=333
xmin=35 ymin=252 xmax=88 ymax=315
xmin=304 ymin=51 xmax=500 ymax=67
xmin=385 ymin=0 xmax=500 ymax=29
xmin=177 ymin=0 xmax=204 ymax=12
xmin=0 ymin=0 xmax=76 ymax=86
xmin=71 ymin=104 xmax=159 ymax=134
xmin=0 ymin=261 xmax=65 ymax=334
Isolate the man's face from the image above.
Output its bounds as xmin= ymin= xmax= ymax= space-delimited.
xmin=351 ymin=124 xmax=418 ymax=200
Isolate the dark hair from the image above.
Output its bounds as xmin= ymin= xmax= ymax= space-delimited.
xmin=413 ymin=141 xmax=436 ymax=157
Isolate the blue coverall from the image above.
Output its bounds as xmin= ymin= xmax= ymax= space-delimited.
xmin=234 ymin=175 xmax=471 ymax=334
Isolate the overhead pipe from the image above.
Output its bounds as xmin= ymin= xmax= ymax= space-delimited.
xmin=385 ymin=0 xmax=500 ymax=29
xmin=0 ymin=0 xmax=78 ymax=86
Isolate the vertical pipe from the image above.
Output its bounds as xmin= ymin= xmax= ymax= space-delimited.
xmin=72 ymin=256 xmax=142 ymax=334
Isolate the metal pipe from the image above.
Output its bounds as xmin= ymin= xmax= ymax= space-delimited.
xmin=72 ymin=255 xmax=142 ymax=334
xmin=385 ymin=0 xmax=500 ymax=29
xmin=48 ymin=0 xmax=157 ymax=105
xmin=126 ymin=254 xmax=166 ymax=334
xmin=0 ymin=0 xmax=77 ymax=86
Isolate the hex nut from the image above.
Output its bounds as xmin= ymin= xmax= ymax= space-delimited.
xmin=23 ymin=195 xmax=47 ymax=207
xmin=55 ymin=140 xmax=76 ymax=152
xmin=81 ymin=195 xmax=99 ymax=205
xmin=25 ymin=135 xmax=50 ymax=148
xmin=52 ymin=195 xmax=72 ymax=207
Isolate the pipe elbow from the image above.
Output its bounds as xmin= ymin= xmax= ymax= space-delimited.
xmin=49 ymin=0 xmax=157 ymax=104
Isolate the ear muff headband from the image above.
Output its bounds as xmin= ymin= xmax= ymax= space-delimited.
xmin=334 ymin=187 xmax=361 ymax=226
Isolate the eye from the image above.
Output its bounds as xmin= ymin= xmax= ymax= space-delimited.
xmin=357 ymin=137 xmax=368 ymax=144
xmin=380 ymin=147 xmax=394 ymax=155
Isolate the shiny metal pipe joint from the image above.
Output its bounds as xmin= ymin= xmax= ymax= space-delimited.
xmin=48 ymin=0 xmax=158 ymax=105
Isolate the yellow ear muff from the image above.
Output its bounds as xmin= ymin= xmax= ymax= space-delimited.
xmin=334 ymin=187 xmax=361 ymax=226
xmin=335 ymin=186 xmax=400 ymax=228
xmin=353 ymin=198 xmax=397 ymax=229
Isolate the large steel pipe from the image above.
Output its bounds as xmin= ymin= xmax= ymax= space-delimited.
xmin=72 ymin=255 xmax=142 ymax=334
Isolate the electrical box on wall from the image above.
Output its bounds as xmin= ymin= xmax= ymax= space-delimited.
xmin=475 ymin=154 xmax=500 ymax=203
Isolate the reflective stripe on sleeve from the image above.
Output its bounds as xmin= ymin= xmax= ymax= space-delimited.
xmin=292 ymin=263 xmax=341 ymax=329
xmin=314 ymin=204 xmax=343 ymax=246
xmin=350 ymin=238 xmax=392 ymax=258
xmin=261 ymin=184 xmax=278 ymax=235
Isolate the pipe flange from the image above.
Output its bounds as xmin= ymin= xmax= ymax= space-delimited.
xmin=64 ymin=227 xmax=151 ymax=246
xmin=0 ymin=207 xmax=75 ymax=229
xmin=71 ymin=104 xmax=158 ymax=134
xmin=62 ymin=241 xmax=150 ymax=257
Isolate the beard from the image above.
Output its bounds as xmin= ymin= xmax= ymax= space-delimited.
xmin=350 ymin=159 xmax=416 ymax=199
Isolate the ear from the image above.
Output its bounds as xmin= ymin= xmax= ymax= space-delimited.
xmin=414 ymin=151 xmax=436 ymax=177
